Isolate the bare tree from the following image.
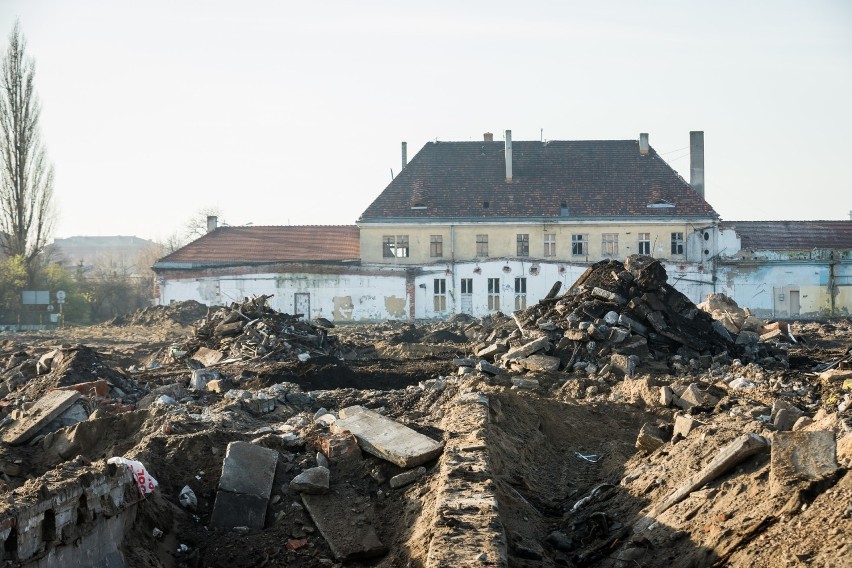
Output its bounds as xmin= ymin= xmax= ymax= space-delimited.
xmin=0 ymin=21 xmax=55 ymax=274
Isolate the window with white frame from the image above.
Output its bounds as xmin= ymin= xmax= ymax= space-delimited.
xmin=544 ymin=234 xmax=556 ymax=257
xmin=571 ymin=234 xmax=587 ymax=256
xmin=638 ymin=233 xmax=651 ymax=255
xmin=487 ymin=277 xmax=500 ymax=311
xmin=602 ymin=233 xmax=619 ymax=256
xmin=433 ymin=278 xmax=447 ymax=312
xmin=514 ymin=277 xmax=527 ymax=310
xmin=671 ymin=232 xmax=684 ymax=255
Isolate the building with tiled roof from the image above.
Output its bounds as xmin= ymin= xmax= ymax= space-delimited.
xmin=154 ymin=225 xmax=360 ymax=268
xmin=358 ymin=131 xmax=718 ymax=264
xmin=720 ymin=220 xmax=852 ymax=254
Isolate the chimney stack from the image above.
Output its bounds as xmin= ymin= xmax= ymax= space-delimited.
xmin=504 ymin=129 xmax=513 ymax=183
xmin=484 ymin=132 xmax=493 ymax=142
xmin=690 ymin=131 xmax=705 ymax=199
xmin=401 ymin=141 xmax=407 ymax=170
xmin=206 ymin=215 xmax=218 ymax=233
xmin=639 ymin=133 xmax=649 ymax=155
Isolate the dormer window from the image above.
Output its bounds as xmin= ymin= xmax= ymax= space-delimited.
xmin=483 ymin=201 xmax=490 ymax=209
xmin=647 ymin=199 xmax=675 ymax=208
xmin=411 ymin=202 xmax=427 ymax=210
xmin=560 ymin=201 xmax=569 ymax=216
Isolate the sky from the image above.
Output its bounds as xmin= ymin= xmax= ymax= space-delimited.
xmin=1 ymin=0 xmax=850 ymax=243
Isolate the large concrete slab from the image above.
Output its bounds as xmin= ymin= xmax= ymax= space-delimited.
xmin=333 ymin=405 xmax=443 ymax=468
xmin=2 ymin=390 xmax=81 ymax=445
xmin=210 ymin=441 xmax=278 ymax=529
xmin=302 ymin=492 xmax=387 ymax=562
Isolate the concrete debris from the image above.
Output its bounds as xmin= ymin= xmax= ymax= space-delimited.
xmin=332 ymin=405 xmax=444 ymax=468
xmin=0 ymin=280 xmax=848 ymax=566
xmin=1 ymin=389 xmax=81 ymax=445
xmin=210 ymin=441 xmax=279 ymax=529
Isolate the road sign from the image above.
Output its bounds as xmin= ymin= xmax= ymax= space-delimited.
xmin=56 ymin=290 xmax=66 ymax=303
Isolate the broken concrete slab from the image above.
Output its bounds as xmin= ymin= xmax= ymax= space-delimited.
xmin=210 ymin=441 xmax=279 ymax=529
xmin=302 ymin=492 xmax=387 ymax=562
xmin=333 ymin=405 xmax=444 ymax=468
xmin=673 ymin=415 xmax=704 ymax=440
xmin=503 ymin=336 xmax=550 ymax=361
xmin=770 ymin=431 xmax=838 ymax=496
xmin=2 ymin=390 xmax=81 ymax=445
xmin=476 ymin=343 xmax=508 ymax=360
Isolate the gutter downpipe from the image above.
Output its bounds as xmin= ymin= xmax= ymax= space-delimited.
xmin=451 ymin=224 xmax=457 ymax=315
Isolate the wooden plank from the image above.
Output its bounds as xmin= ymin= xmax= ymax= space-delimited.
xmin=333 ymin=405 xmax=444 ymax=468
xmin=2 ymin=390 xmax=81 ymax=445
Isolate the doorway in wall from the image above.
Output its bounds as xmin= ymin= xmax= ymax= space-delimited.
xmin=294 ymin=293 xmax=310 ymax=320
xmin=789 ymin=290 xmax=800 ymax=317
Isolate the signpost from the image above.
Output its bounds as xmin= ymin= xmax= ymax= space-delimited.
xmin=56 ymin=290 xmax=66 ymax=327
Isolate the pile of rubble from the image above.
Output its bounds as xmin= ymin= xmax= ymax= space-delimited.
xmin=464 ymin=256 xmax=797 ymax=383
xmin=176 ymin=295 xmax=347 ymax=365
xmin=107 ymin=299 xmax=210 ymax=328
xmin=698 ymin=292 xmax=796 ymax=343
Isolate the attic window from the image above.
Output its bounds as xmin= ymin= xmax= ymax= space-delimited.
xmin=483 ymin=201 xmax=490 ymax=209
xmin=560 ymin=202 xmax=569 ymax=216
xmin=411 ymin=203 xmax=427 ymax=210
xmin=647 ymin=199 xmax=675 ymax=209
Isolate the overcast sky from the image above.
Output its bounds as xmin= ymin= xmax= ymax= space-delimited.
xmin=2 ymin=1 xmax=851 ymax=242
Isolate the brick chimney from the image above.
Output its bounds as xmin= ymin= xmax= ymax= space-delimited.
xmin=401 ymin=141 xmax=407 ymax=170
xmin=639 ymin=133 xmax=649 ymax=155
xmin=484 ymin=132 xmax=493 ymax=142
xmin=505 ymin=130 xmax=512 ymax=183
xmin=690 ymin=131 xmax=705 ymax=199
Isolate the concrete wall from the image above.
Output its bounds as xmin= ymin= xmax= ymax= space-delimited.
xmin=0 ymin=461 xmax=140 ymax=567
xmin=359 ymin=221 xmax=717 ymax=264
xmin=158 ymin=257 xmax=852 ymax=322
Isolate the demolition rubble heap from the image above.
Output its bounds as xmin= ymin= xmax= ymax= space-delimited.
xmin=0 ymin=261 xmax=848 ymax=568
xmin=473 ymin=256 xmax=765 ymax=381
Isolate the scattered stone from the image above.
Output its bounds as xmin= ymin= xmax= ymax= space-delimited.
xmin=476 ymin=361 xmax=504 ymax=376
xmin=510 ymin=378 xmax=540 ymax=390
xmin=770 ymin=431 xmax=838 ymax=496
xmin=517 ymin=354 xmax=560 ymax=372
xmin=636 ymin=423 xmax=669 ymax=453
xmin=389 ymin=466 xmax=427 ymax=489
xmin=673 ymin=415 xmax=703 ymax=440
xmin=290 ymin=466 xmax=330 ymax=494
xmin=302 ymin=493 xmax=387 ymax=562
xmin=2 ymin=390 xmax=81 ymax=445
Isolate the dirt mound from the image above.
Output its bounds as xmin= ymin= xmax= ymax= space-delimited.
xmin=107 ymin=300 xmax=210 ymax=328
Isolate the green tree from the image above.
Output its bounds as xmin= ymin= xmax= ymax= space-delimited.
xmin=0 ymin=22 xmax=55 ymax=280
xmin=0 ymin=255 xmax=27 ymax=322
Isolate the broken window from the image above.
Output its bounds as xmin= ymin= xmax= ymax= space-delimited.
xmin=433 ymin=278 xmax=447 ymax=312
xmin=544 ymin=234 xmax=556 ymax=257
xmin=671 ymin=232 xmax=684 ymax=255
xmin=602 ymin=233 xmax=619 ymax=256
xmin=572 ymin=234 xmax=587 ymax=256
xmin=382 ymin=235 xmax=409 ymax=258
xmin=638 ymin=233 xmax=651 ymax=255
xmin=430 ymin=235 xmax=443 ymax=257
xmin=517 ymin=234 xmax=529 ymax=256
xmin=487 ymin=277 xmax=500 ymax=311
xmin=476 ymin=234 xmax=489 ymax=257
xmin=461 ymin=278 xmax=473 ymax=294
xmin=514 ymin=277 xmax=527 ymax=310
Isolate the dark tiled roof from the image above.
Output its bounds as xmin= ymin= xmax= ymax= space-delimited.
xmin=155 ymin=226 xmax=360 ymax=265
xmin=359 ymin=140 xmax=718 ymax=221
xmin=721 ymin=221 xmax=852 ymax=250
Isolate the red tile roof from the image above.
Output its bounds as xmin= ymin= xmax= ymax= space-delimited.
xmin=155 ymin=226 xmax=360 ymax=266
xmin=359 ymin=140 xmax=718 ymax=221
xmin=721 ymin=221 xmax=852 ymax=250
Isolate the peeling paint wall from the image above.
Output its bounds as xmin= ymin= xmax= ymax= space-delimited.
xmin=159 ymin=257 xmax=852 ymax=322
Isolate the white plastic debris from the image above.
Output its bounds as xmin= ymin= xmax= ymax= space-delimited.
xmin=107 ymin=457 xmax=159 ymax=495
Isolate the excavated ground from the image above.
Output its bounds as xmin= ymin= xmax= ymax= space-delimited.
xmin=0 ymin=310 xmax=849 ymax=568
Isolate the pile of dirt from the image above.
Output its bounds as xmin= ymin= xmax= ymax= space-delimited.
xmin=107 ymin=300 xmax=210 ymax=328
